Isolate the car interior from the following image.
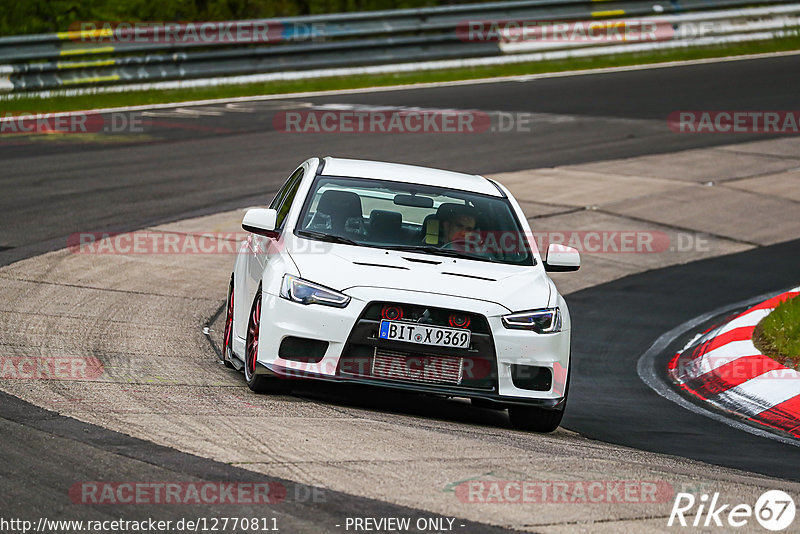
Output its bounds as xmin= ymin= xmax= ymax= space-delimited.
xmin=305 ymin=190 xmax=479 ymax=246
xmin=298 ymin=180 xmax=532 ymax=264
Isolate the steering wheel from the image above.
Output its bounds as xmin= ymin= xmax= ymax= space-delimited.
xmin=440 ymin=238 xmax=470 ymax=250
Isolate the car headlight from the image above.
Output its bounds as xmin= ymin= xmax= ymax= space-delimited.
xmin=280 ymin=274 xmax=351 ymax=308
xmin=502 ymin=308 xmax=561 ymax=333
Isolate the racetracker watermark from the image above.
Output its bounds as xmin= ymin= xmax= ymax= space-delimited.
xmin=274 ymin=110 xmax=496 ymax=134
xmin=67 ymin=21 xmax=325 ymax=44
xmin=0 ymin=112 xmax=144 ymax=135
xmin=456 ymin=480 xmax=674 ymax=503
xmin=457 ymin=19 xmax=672 ymax=42
xmin=0 ymin=356 xmax=103 ymax=380
xmin=69 ymin=232 xmax=246 ymax=255
xmin=672 ymin=353 xmax=800 ymax=381
xmin=70 ymin=482 xmax=288 ymax=505
xmin=668 ymin=111 xmax=800 ymax=134
xmin=68 ymin=230 xmax=712 ymax=255
xmin=458 ymin=19 xmax=758 ymax=43
xmin=464 ymin=230 xmax=709 ymax=254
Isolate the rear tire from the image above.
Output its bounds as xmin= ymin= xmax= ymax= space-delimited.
xmin=244 ymin=289 xmax=291 ymax=394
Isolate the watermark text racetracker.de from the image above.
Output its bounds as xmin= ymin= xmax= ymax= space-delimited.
xmin=68 ymin=230 xmax=712 ymax=255
xmin=0 ymin=516 xmax=280 ymax=534
xmin=0 ymin=356 xmax=103 ymax=381
xmin=70 ymin=482 xmax=291 ymax=505
xmin=456 ymin=480 xmax=674 ymax=503
xmin=672 ymin=354 xmax=800 ymax=381
xmin=67 ymin=20 xmax=327 ymax=44
xmin=457 ymin=19 xmax=672 ymax=43
xmin=273 ymin=109 xmax=534 ymax=134
xmin=668 ymin=111 xmax=800 ymax=134
xmin=0 ymin=112 xmax=144 ymax=135
xmin=457 ymin=18 xmax=770 ymax=44
xmin=69 ymin=231 xmax=246 ymax=255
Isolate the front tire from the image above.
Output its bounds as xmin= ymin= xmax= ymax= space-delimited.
xmin=471 ymin=398 xmax=506 ymax=410
xmin=244 ymin=289 xmax=291 ymax=394
xmin=220 ymin=277 xmax=235 ymax=369
xmin=508 ymin=371 xmax=570 ymax=432
xmin=507 ymin=405 xmax=564 ymax=432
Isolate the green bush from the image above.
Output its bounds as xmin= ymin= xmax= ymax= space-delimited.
xmin=754 ymin=296 xmax=800 ymax=369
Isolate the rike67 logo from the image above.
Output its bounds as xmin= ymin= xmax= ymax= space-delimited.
xmin=669 ymin=490 xmax=796 ymax=531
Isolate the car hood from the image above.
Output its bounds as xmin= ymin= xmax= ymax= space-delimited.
xmin=286 ymin=241 xmax=551 ymax=312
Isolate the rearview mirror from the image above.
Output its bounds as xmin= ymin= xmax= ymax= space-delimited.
xmin=242 ymin=208 xmax=279 ymax=238
xmin=543 ymin=244 xmax=580 ymax=272
xmin=394 ymin=194 xmax=433 ymax=208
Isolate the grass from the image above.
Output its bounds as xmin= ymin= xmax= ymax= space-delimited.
xmin=3 ymin=33 xmax=800 ymax=114
xmin=754 ymin=296 xmax=800 ymax=370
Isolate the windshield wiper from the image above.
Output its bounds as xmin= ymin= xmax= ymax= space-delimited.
xmin=296 ymin=230 xmax=360 ymax=246
xmin=384 ymin=245 xmax=496 ymax=262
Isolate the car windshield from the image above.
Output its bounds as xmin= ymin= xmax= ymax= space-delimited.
xmin=295 ymin=176 xmax=534 ymax=266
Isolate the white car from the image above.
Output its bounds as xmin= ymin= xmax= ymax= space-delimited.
xmin=222 ymin=157 xmax=579 ymax=432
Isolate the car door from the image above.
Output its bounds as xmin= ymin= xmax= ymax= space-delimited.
xmin=235 ymin=165 xmax=305 ymax=342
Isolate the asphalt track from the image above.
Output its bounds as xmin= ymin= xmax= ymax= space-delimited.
xmin=2 ymin=53 xmax=800 ymax=527
xmin=566 ymin=238 xmax=800 ymax=480
xmin=0 ymin=390 xmax=517 ymax=533
xmin=2 ymin=53 xmax=799 ymax=266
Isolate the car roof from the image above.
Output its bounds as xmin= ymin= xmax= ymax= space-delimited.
xmin=319 ymin=157 xmax=502 ymax=197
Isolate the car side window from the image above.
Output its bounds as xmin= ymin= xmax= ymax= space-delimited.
xmin=274 ymin=168 xmax=304 ymax=230
xmin=269 ymin=168 xmax=301 ymax=210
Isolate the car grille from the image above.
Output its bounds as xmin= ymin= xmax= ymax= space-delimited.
xmin=372 ymin=348 xmax=463 ymax=385
xmin=337 ymin=301 xmax=498 ymax=391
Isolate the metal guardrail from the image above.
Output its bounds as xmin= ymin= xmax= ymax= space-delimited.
xmin=0 ymin=0 xmax=798 ymax=95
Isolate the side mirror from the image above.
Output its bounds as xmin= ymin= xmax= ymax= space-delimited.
xmin=543 ymin=244 xmax=580 ymax=272
xmin=242 ymin=208 xmax=279 ymax=238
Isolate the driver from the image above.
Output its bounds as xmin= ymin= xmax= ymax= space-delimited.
xmin=440 ymin=205 xmax=478 ymax=245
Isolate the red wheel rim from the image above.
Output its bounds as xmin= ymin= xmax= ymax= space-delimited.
xmin=223 ymin=286 xmax=234 ymax=357
xmin=246 ymin=296 xmax=261 ymax=375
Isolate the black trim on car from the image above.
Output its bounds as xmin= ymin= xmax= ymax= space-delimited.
xmin=485 ymin=177 xmax=507 ymax=198
xmin=256 ymin=361 xmax=565 ymax=409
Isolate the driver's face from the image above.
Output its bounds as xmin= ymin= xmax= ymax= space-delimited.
xmin=442 ymin=214 xmax=476 ymax=242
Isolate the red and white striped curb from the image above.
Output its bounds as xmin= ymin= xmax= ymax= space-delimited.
xmin=669 ymin=286 xmax=800 ymax=438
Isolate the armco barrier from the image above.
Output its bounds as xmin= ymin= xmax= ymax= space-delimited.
xmin=0 ymin=0 xmax=798 ymax=96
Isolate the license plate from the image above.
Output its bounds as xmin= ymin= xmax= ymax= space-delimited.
xmin=378 ymin=320 xmax=471 ymax=348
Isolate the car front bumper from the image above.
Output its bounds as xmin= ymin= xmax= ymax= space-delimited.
xmin=256 ymin=286 xmax=570 ymax=405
